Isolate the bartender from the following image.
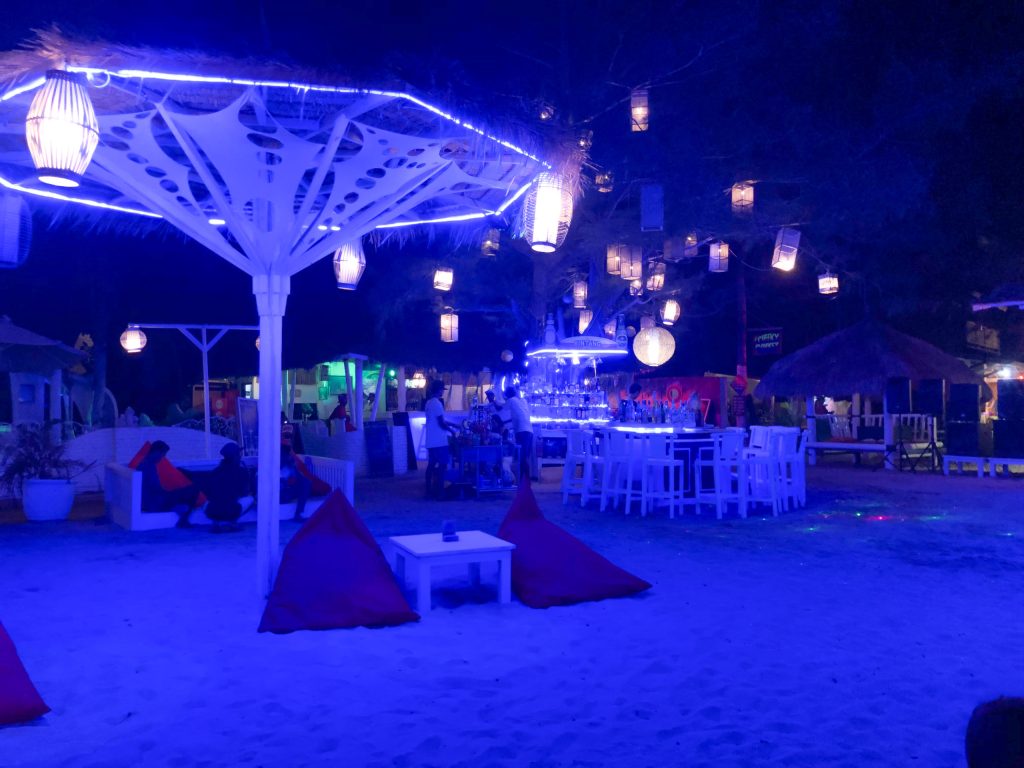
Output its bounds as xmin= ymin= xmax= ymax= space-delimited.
xmin=619 ymin=382 xmax=642 ymax=421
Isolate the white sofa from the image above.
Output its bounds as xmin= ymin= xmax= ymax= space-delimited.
xmin=105 ymin=455 xmax=356 ymax=531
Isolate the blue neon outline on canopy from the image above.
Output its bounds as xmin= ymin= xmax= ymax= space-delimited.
xmin=525 ymin=346 xmax=629 ymax=357
xmin=0 ymin=66 xmax=552 ymax=225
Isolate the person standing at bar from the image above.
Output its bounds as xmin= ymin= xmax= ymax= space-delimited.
xmin=504 ymin=385 xmax=534 ymax=481
xmin=424 ymin=379 xmax=459 ymax=500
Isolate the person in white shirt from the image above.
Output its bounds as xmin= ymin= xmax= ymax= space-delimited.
xmin=424 ymin=380 xmax=459 ymax=500
xmin=503 ymin=385 xmax=533 ymax=479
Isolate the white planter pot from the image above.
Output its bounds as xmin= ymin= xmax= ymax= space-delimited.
xmin=22 ymin=479 xmax=76 ymax=521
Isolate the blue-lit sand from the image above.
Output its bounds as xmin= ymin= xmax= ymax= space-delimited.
xmin=1 ymin=467 xmax=1022 ymax=766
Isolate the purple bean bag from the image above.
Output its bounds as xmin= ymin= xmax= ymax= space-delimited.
xmin=0 ymin=622 xmax=49 ymax=725
xmin=258 ymin=491 xmax=419 ymax=633
xmin=497 ymin=479 xmax=651 ymax=608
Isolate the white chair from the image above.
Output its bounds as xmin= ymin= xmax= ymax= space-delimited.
xmin=579 ymin=430 xmax=605 ymax=507
xmin=695 ymin=431 xmax=747 ymax=519
xmin=640 ymin=435 xmax=690 ymax=519
xmin=624 ymin=433 xmax=670 ymax=516
xmin=600 ymin=430 xmax=636 ymax=511
xmin=560 ymin=429 xmax=588 ymax=504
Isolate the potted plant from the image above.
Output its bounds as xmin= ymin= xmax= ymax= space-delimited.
xmin=0 ymin=423 xmax=88 ymax=521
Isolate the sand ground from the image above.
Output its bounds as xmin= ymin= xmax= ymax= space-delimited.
xmin=1 ymin=465 xmax=1022 ymax=767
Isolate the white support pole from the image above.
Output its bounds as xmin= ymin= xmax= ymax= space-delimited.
xmin=344 ymin=360 xmax=355 ymax=425
xmin=883 ymin=389 xmax=895 ymax=471
xmin=201 ymin=328 xmax=211 ymax=458
xmin=354 ymin=358 xmax=364 ymax=430
xmin=397 ymin=368 xmax=407 ymax=411
xmin=254 ymin=273 xmax=290 ymax=598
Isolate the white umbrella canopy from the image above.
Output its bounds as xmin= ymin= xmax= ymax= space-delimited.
xmin=0 ymin=33 xmax=555 ymax=596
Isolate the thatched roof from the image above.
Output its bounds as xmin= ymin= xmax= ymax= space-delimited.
xmin=0 ymin=316 xmax=82 ymax=373
xmin=754 ymin=320 xmax=983 ymax=398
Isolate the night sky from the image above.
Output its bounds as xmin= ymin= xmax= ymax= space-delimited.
xmin=2 ymin=0 xmax=1023 ymax=416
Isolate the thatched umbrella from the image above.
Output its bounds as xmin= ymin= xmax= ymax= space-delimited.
xmin=0 ymin=316 xmax=82 ymax=374
xmin=0 ymin=31 xmax=559 ymax=597
xmin=755 ymin=320 xmax=982 ymax=398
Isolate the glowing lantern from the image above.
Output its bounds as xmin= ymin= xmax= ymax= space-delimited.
xmin=772 ymin=227 xmax=800 ymax=272
xmin=333 ymin=241 xmax=366 ymax=289
xmin=538 ymin=102 xmax=556 ymax=122
xmin=606 ymin=243 xmax=622 ymax=276
xmin=407 ymin=372 xmax=427 ymax=388
xmin=25 ymin=70 xmax=100 ymax=188
xmin=500 ymin=349 xmax=513 ymax=363
xmin=619 ymin=245 xmax=643 ymax=281
xmin=633 ymin=327 xmax=676 ymax=367
xmin=572 ymin=279 xmax=588 ymax=309
xmin=818 ymin=272 xmax=839 ymax=295
xmin=120 ymin=325 xmax=147 ymax=355
xmin=685 ymin=232 xmax=698 ymax=248
xmin=481 ymin=228 xmax=500 ymax=257
xmin=731 ymin=182 xmax=754 ymax=211
xmin=629 ymin=279 xmax=643 ymax=297
xmin=523 ymin=172 xmax=573 ymax=253
xmin=630 ymin=88 xmax=650 ymax=132
xmin=433 ymin=266 xmax=454 ymax=291
xmin=577 ymin=130 xmax=593 ymax=150
xmin=661 ymin=299 xmax=681 ymax=326
xmin=709 ymin=241 xmax=729 ymax=273
xmin=604 ymin=318 xmax=617 ymax=338
xmin=640 ymin=315 xmax=656 ymax=330
xmin=440 ymin=308 xmax=459 ymax=342
xmin=646 ymin=261 xmax=666 ymax=292
xmin=578 ymin=309 xmax=593 ymax=334
xmin=595 ymin=171 xmax=614 ymax=193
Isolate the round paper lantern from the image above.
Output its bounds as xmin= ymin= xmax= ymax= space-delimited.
xmin=523 ymin=172 xmax=573 ymax=253
xmin=433 ymin=266 xmax=453 ymax=291
xmin=120 ymin=326 xmax=147 ymax=355
xmin=661 ymin=299 xmax=681 ymax=326
xmin=633 ymin=327 xmax=676 ymax=367
xmin=500 ymin=349 xmax=513 ymax=363
xmin=0 ymin=193 xmax=32 ymax=269
xmin=440 ymin=308 xmax=458 ymax=342
xmin=333 ymin=241 xmax=366 ymax=289
xmin=25 ymin=70 xmax=100 ymax=187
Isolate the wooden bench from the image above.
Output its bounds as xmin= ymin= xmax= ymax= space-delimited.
xmin=942 ymin=455 xmax=989 ymax=478
xmin=105 ymin=455 xmax=355 ymax=531
xmin=806 ymin=440 xmax=885 ymax=465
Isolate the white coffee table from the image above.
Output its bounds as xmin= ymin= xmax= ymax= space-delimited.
xmin=387 ymin=530 xmax=515 ymax=613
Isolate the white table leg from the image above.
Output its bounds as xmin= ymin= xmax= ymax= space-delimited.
xmin=498 ymin=553 xmax=512 ymax=604
xmin=468 ymin=561 xmax=481 ymax=587
xmin=416 ymin=560 xmax=431 ymax=613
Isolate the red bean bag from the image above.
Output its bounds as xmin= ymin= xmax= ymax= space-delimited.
xmin=497 ymin=479 xmax=651 ymax=608
xmin=294 ymin=455 xmax=331 ymax=497
xmin=0 ymin=622 xmax=49 ymax=725
xmin=258 ymin=490 xmax=419 ymax=633
xmin=128 ymin=442 xmax=206 ymax=507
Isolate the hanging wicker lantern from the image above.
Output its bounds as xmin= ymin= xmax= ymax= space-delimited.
xmin=629 ymin=279 xmax=643 ymax=297
xmin=685 ymin=232 xmax=698 ymax=248
xmin=661 ymin=299 xmax=681 ymax=326
xmin=630 ymin=88 xmax=650 ymax=132
xmin=25 ymin=70 xmax=100 ymax=188
xmin=440 ymin=308 xmax=459 ymax=342
xmin=709 ymin=241 xmax=729 ymax=273
xmin=120 ymin=325 xmax=147 ymax=355
xmin=646 ymin=261 xmax=666 ymax=292
xmin=0 ymin=193 xmax=32 ymax=269
xmin=481 ymin=228 xmax=500 ymax=257
xmin=606 ymin=243 xmax=622 ymax=276
xmin=619 ymin=245 xmax=643 ymax=281
xmin=772 ymin=227 xmax=800 ymax=272
xmin=731 ymin=182 xmax=754 ymax=211
xmin=433 ymin=266 xmax=454 ymax=291
xmin=633 ymin=327 xmax=676 ymax=367
xmin=604 ymin=318 xmax=617 ymax=338
xmin=640 ymin=315 xmax=656 ymax=331
xmin=578 ymin=309 xmax=593 ymax=334
xmin=572 ymin=278 xmax=588 ymax=309
xmin=333 ymin=241 xmax=366 ymax=289
xmin=523 ymin=172 xmax=573 ymax=253
xmin=595 ymin=171 xmax=614 ymax=193
xmin=538 ymin=101 xmax=556 ymax=122
xmin=818 ymin=272 xmax=839 ymax=295
xmin=407 ymin=371 xmax=427 ymax=388
xmin=577 ymin=129 xmax=593 ymax=151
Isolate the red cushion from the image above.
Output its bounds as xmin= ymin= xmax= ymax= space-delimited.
xmin=258 ymin=491 xmax=419 ymax=633
xmin=497 ymin=480 xmax=651 ymax=608
xmin=128 ymin=442 xmax=206 ymax=507
xmin=0 ymin=622 xmax=49 ymax=725
xmin=294 ymin=455 xmax=331 ymax=497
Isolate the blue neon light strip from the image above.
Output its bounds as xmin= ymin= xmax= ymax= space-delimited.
xmin=525 ymin=347 xmax=629 ymax=358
